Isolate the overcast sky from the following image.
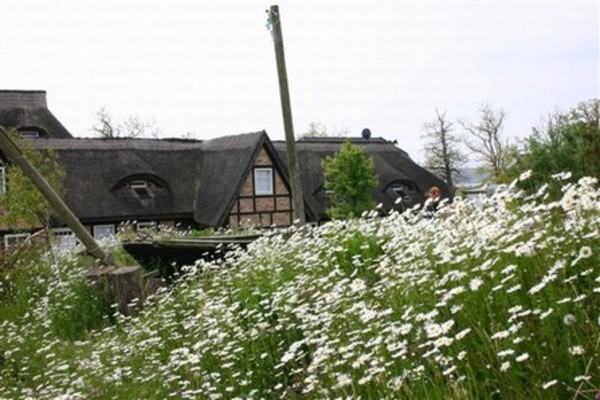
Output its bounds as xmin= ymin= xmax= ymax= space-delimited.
xmin=2 ymin=0 xmax=598 ymax=162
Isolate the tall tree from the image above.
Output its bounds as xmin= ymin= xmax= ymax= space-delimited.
xmin=505 ymin=98 xmax=600 ymax=190
xmin=92 ymin=108 xmax=160 ymax=138
xmin=421 ymin=109 xmax=466 ymax=193
xmin=461 ymin=104 xmax=515 ymax=180
xmin=322 ymin=140 xmax=379 ymax=219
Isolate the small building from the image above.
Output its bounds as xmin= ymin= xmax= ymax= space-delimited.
xmin=0 ymin=90 xmax=448 ymax=248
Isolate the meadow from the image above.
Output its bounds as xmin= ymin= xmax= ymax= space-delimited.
xmin=0 ymin=172 xmax=599 ymax=399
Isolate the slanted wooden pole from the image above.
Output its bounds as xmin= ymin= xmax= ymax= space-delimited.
xmin=0 ymin=127 xmax=113 ymax=265
xmin=268 ymin=5 xmax=306 ymax=224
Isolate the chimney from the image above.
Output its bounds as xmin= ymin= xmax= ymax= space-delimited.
xmin=361 ymin=128 xmax=371 ymax=140
xmin=0 ymin=90 xmax=48 ymax=109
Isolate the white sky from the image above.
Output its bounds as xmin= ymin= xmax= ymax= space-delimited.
xmin=1 ymin=0 xmax=598 ymax=163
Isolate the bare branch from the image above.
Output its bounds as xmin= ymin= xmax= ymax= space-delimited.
xmin=460 ymin=104 xmax=513 ymax=179
xmin=421 ymin=109 xmax=467 ymax=192
xmin=92 ymin=108 xmax=159 ymax=138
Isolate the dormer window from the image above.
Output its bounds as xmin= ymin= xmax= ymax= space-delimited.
xmin=129 ymin=180 xmax=149 ymax=190
xmin=389 ymin=183 xmax=410 ymax=197
xmin=113 ymin=175 xmax=167 ymax=205
xmin=111 ymin=174 xmax=170 ymax=207
xmin=386 ymin=181 xmax=420 ymax=206
xmin=18 ymin=127 xmax=45 ymax=139
xmin=20 ymin=130 xmax=39 ymax=139
xmin=314 ymin=185 xmax=334 ymax=196
xmin=128 ymin=180 xmax=152 ymax=200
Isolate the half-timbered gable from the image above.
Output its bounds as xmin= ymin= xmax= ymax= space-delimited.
xmin=228 ymin=145 xmax=294 ymax=229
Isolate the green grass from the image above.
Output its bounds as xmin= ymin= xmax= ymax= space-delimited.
xmin=1 ymin=174 xmax=600 ymax=399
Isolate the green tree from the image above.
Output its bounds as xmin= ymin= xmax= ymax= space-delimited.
xmin=322 ymin=140 xmax=379 ymax=219
xmin=421 ymin=109 xmax=467 ymax=193
xmin=0 ymin=129 xmax=65 ymax=232
xmin=505 ymin=98 xmax=600 ymax=190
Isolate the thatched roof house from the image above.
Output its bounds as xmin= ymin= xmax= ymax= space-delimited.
xmin=0 ymin=90 xmax=448 ymax=244
xmin=0 ymin=90 xmax=72 ymax=139
xmin=274 ymin=137 xmax=448 ymax=221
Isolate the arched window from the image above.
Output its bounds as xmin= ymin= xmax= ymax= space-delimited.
xmin=128 ymin=180 xmax=154 ymax=199
xmin=113 ymin=175 xmax=168 ymax=203
xmin=314 ymin=185 xmax=333 ymax=196
xmin=18 ymin=127 xmax=47 ymax=139
xmin=385 ymin=180 xmax=420 ymax=207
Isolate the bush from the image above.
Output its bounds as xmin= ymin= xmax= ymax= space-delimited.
xmin=322 ymin=140 xmax=379 ymax=219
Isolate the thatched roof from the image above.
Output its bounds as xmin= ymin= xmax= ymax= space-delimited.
xmin=32 ymin=138 xmax=202 ymax=223
xmin=0 ymin=91 xmax=72 ymax=138
xmin=273 ymin=137 xmax=448 ymax=220
xmin=28 ymin=132 xmax=445 ymax=226
xmin=194 ymin=131 xmax=263 ymax=227
xmin=31 ymin=132 xmax=286 ymax=227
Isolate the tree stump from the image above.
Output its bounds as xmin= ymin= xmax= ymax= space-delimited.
xmin=85 ymin=266 xmax=145 ymax=316
xmin=110 ymin=266 xmax=145 ymax=316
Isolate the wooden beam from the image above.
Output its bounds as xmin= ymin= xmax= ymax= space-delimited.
xmin=268 ymin=5 xmax=306 ymax=224
xmin=0 ymin=127 xmax=113 ymax=265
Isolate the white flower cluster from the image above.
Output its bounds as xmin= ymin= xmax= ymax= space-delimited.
xmin=1 ymin=173 xmax=599 ymax=398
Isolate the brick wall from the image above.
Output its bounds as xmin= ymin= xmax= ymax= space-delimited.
xmin=227 ymin=145 xmax=293 ymax=228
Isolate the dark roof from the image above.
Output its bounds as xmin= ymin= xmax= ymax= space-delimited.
xmin=0 ymin=91 xmax=72 ymax=139
xmin=31 ymin=133 xmax=274 ymax=226
xmin=32 ymin=138 xmax=203 ymax=222
xmin=274 ymin=137 xmax=448 ymax=220
xmin=193 ymin=131 xmax=267 ymax=227
xmin=29 ymin=131 xmax=446 ymax=225
xmin=193 ymin=131 xmax=316 ymax=226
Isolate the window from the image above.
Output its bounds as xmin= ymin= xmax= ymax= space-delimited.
xmin=129 ymin=180 xmax=149 ymax=190
xmin=51 ymin=228 xmax=79 ymax=251
xmin=93 ymin=224 xmax=115 ymax=240
xmin=126 ymin=180 xmax=154 ymax=200
xmin=0 ymin=163 xmax=5 ymax=194
xmin=4 ymin=233 xmax=31 ymax=250
xmin=389 ymin=183 xmax=411 ymax=198
xmin=136 ymin=221 xmax=157 ymax=231
xmin=386 ymin=181 xmax=419 ymax=207
xmin=19 ymin=130 xmax=40 ymax=139
xmin=254 ymin=168 xmax=273 ymax=195
xmin=315 ymin=185 xmax=334 ymax=196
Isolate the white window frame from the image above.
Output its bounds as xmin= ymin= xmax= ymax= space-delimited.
xmin=129 ymin=180 xmax=149 ymax=190
xmin=254 ymin=168 xmax=274 ymax=196
xmin=136 ymin=221 xmax=157 ymax=231
xmin=93 ymin=224 xmax=115 ymax=240
xmin=51 ymin=228 xmax=79 ymax=250
xmin=4 ymin=233 xmax=31 ymax=250
xmin=19 ymin=130 xmax=40 ymax=139
xmin=0 ymin=164 xmax=6 ymax=195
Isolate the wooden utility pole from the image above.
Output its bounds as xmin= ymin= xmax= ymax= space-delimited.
xmin=268 ymin=4 xmax=306 ymax=224
xmin=0 ymin=127 xmax=113 ymax=265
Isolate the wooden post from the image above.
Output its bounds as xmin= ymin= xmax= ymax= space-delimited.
xmin=85 ymin=265 xmax=146 ymax=316
xmin=110 ymin=266 xmax=145 ymax=315
xmin=0 ymin=127 xmax=113 ymax=265
xmin=268 ymin=5 xmax=306 ymax=224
